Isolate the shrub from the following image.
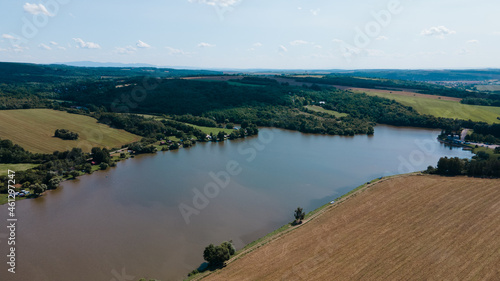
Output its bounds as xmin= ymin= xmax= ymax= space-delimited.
xmin=99 ymin=163 xmax=109 ymax=170
xmin=54 ymin=129 xmax=79 ymax=140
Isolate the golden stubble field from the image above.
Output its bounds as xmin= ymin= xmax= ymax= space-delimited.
xmin=0 ymin=109 xmax=140 ymax=153
xmin=203 ymin=175 xmax=500 ymax=281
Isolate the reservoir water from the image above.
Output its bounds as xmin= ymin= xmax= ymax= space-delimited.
xmin=1 ymin=126 xmax=472 ymax=281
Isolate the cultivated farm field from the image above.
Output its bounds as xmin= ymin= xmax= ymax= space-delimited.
xmin=0 ymin=109 xmax=141 ymax=153
xmin=351 ymin=90 xmax=500 ymax=124
xmin=203 ymin=175 xmax=500 ymax=281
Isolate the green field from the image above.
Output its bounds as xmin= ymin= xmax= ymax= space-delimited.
xmin=0 ymin=163 xmax=39 ymax=176
xmin=305 ymin=105 xmax=348 ymax=117
xmin=187 ymin=124 xmax=234 ymax=135
xmin=0 ymin=109 xmax=141 ymax=153
xmin=475 ymin=85 xmax=500 ymax=92
xmin=141 ymin=115 xmax=235 ymax=136
xmin=352 ymin=90 xmax=500 ymax=124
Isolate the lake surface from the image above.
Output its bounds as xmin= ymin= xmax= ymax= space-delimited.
xmin=1 ymin=126 xmax=472 ymax=281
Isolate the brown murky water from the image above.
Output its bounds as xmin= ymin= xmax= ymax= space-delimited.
xmin=0 ymin=126 xmax=472 ymax=281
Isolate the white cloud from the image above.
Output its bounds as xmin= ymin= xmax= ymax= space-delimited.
xmin=332 ymin=38 xmax=361 ymax=58
xmin=365 ymin=49 xmax=386 ymax=57
xmin=456 ymin=48 xmax=471 ymax=55
xmin=314 ymin=45 xmax=322 ymax=49
xmin=23 ymin=3 xmax=52 ymax=16
xmin=73 ymin=38 xmax=101 ymax=49
xmin=290 ymin=40 xmax=309 ymax=46
xmin=253 ymin=42 xmax=263 ymax=47
xmin=50 ymin=41 xmax=58 ymax=46
xmin=198 ymin=42 xmax=215 ymax=48
xmin=2 ymin=34 xmax=18 ymax=40
xmin=466 ymin=39 xmax=479 ymax=44
xmin=420 ymin=26 xmax=456 ymax=39
xmin=136 ymin=40 xmax=151 ymax=48
xmin=165 ymin=46 xmax=191 ymax=55
xmin=376 ymin=36 xmax=388 ymax=40
xmin=310 ymin=9 xmax=320 ymax=16
xmin=278 ymin=45 xmax=288 ymax=53
xmin=13 ymin=45 xmax=29 ymax=53
xmin=115 ymin=46 xmax=136 ymax=55
xmin=38 ymin=43 xmax=52 ymax=50
xmin=188 ymin=0 xmax=241 ymax=7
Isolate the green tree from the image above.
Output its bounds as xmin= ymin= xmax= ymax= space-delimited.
xmin=217 ymin=131 xmax=225 ymax=142
xmin=294 ymin=207 xmax=305 ymax=224
xmin=32 ymin=183 xmax=47 ymax=196
xmin=203 ymin=241 xmax=235 ymax=266
xmin=70 ymin=170 xmax=80 ymax=179
xmin=48 ymin=177 xmax=61 ymax=189
xmin=99 ymin=162 xmax=109 ymax=170
xmin=91 ymin=147 xmax=110 ymax=164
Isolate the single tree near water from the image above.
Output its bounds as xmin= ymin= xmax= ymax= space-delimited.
xmin=294 ymin=207 xmax=305 ymax=225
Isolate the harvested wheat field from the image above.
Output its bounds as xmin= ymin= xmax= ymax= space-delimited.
xmin=203 ymin=175 xmax=500 ymax=281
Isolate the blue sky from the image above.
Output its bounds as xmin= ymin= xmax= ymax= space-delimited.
xmin=0 ymin=0 xmax=499 ymax=69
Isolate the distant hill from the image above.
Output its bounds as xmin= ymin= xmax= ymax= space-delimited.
xmin=0 ymin=62 xmax=222 ymax=84
xmin=330 ymin=69 xmax=500 ymax=82
xmin=59 ymin=61 xmax=159 ymax=68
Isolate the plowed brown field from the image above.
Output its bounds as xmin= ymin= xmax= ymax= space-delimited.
xmin=202 ymin=175 xmax=500 ymax=281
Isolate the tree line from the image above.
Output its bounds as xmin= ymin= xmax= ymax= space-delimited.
xmin=427 ymin=153 xmax=500 ymax=178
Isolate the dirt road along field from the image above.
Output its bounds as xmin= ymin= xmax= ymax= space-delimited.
xmin=202 ymin=175 xmax=500 ymax=281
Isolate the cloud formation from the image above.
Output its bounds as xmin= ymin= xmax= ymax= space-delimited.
xmin=421 ymin=26 xmax=456 ymax=38
xmin=198 ymin=42 xmax=215 ymax=48
xmin=2 ymin=34 xmax=18 ymax=40
xmin=188 ymin=0 xmax=241 ymax=7
xmin=467 ymin=39 xmax=479 ymax=44
xmin=115 ymin=46 xmax=137 ymax=55
xmin=13 ymin=45 xmax=29 ymax=53
xmin=290 ymin=40 xmax=309 ymax=46
xmin=136 ymin=40 xmax=151 ymax=48
xmin=39 ymin=43 xmax=52 ymax=50
xmin=165 ymin=46 xmax=192 ymax=55
xmin=23 ymin=3 xmax=52 ymax=16
xmin=278 ymin=45 xmax=288 ymax=53
xmin=73 ymin=38 xmax=101 ymax=49
xmin=310 ymin=9 xmax=320 ymax=16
